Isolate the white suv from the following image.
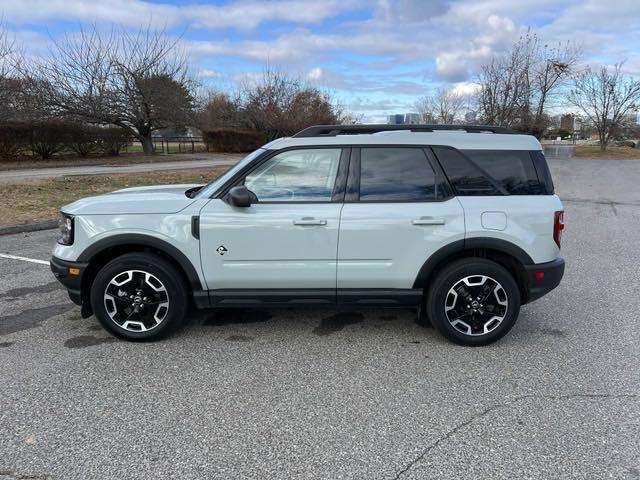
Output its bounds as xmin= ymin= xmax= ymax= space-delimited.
xmin=51 ymin=124 xmax=565 ymax=346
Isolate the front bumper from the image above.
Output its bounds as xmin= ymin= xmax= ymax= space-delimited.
xmin=50 ymin=256 xmax=88 ymax=307
xmin=523 ymin=257 xmax=565 ymax=303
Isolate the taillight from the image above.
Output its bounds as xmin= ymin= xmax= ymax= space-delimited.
xmin=553 ymin=211 xmax=564 ymax=249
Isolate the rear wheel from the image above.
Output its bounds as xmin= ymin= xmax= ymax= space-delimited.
xmin=426 ymin=258 xmax=520 ymax=346
xmin=90 ymin=252 xmax=188 ymax=341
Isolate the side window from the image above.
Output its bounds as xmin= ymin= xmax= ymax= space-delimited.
xmin=431 ymin=146 xmax=500 ymax=196
xmin=530 ymin=151 xmax=554 ymax=194
xmin=359 ymin=148 xmax=437 ymax=201
xmin=244 ymin=148 xmax=341 ymax=202
xmin=462 ymin=150 xmax=543 ymax=195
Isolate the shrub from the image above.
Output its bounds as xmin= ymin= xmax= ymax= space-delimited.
xmin=0 ymin=122 xmax=133 ymax=160
xmin=202 ymin=128 xmax=267 ymax=153
xmin=98 ymin=127 xmax=131 ymax=156
xmin=30 ymin=122 xmax=78 ymax=159
xmin=0 ymin=123 xmax=31 ymax=160
xmin=66 ymin=124 xmax=103 ymax=157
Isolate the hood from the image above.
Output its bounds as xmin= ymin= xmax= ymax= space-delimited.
xmin=61 ymin=184 xmax=204 ymax=215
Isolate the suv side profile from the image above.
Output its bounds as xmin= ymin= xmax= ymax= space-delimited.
xmin=51 ymin=124 xmax=565 ymax=346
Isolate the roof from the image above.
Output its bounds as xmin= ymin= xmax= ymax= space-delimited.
xmin=293 ymin=124 xmax=516 ymax=136
xmin=265 ymin=129 xmax=542 ymax=151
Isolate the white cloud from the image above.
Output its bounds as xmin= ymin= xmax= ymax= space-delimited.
xmin=2 ymin=0 xmax=640 ymax=120
xmin=198 ymin=68 xmax=222 ymax=79
xmin=0 ymin=0 xmax=364 ymax=31
xmin=451 ymin=81 xmax=480 ymax=97
xmin=306 ymin=67 xmax=323 ymax=80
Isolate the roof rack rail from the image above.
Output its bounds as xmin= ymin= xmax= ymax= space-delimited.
xmin=293 ymin=124 xmax=516 ymax=137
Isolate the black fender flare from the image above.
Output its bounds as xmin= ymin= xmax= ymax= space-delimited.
xmin=77 ymin=234 xmax=204 ymax=291
xmin=412 ymin=238 xmax=533 ymax=288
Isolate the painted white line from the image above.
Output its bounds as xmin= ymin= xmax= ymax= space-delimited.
xmin=0 ymin=253 xmax=49 ymax=265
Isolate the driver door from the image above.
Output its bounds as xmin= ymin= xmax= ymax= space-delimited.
xmin=199 ymin=147 xmax=347 ymax=301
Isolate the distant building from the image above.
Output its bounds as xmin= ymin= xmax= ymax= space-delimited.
xmin=464 ymin=111 xmax=477 ymax=123
xmin=404 ymin=113 xmax=421 ymax=124
xmin=421 ymin=113 xmax=436 ymax=124
xmin=558 ymin=114 xmax=586 ymax=133
xmin=560 ymin=114 xmax=577 ymax=131
xmin=387 ymin=113 xmax=422 ymax=125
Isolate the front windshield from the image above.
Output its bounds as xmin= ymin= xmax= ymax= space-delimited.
xmin=195 ymin=148 xmax=266 ymax=199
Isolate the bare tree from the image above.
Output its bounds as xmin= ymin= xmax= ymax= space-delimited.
xmin=0 ymin=22 xmax=26 ymax=121
xmin=477 ymin=30 xmax=579 ymax=136
xmin=0 ymin=23 xmax=14 ymax=75
xmin=532 ymin=42 xmax=580 ymax=131
xmin=568 ymin=63 xmax=640 ymax=150
xmin=241 ymin=67 xmax=342 ymax=139
xmin=34 ymin=26 xmax=195 ymax=154
xmin=195 ymin=90 xmax=243 ymax=129
xmin=415 ymin=87 xmax=465 ymax=124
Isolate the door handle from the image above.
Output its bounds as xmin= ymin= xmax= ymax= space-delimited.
xmin=412 ymin=217 xmax=445 ymax=226
xmin=293 ymin=218 xmax=327 ymax=226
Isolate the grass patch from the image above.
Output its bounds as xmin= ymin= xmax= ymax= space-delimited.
xmin=573 ymin=145 xmax=640 ymax=159
xmin=0 ymin=167 xmax=228 ymax=227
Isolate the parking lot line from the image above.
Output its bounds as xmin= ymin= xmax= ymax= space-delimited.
xmin=0 ymin=253 xmax=49 ymax=265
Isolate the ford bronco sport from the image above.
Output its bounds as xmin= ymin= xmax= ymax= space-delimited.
xmin=51 ymin=124 xmax=565 ymax=346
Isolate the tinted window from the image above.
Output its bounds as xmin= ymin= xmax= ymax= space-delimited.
xmin=359 ymin=148 xmax=436 ymax=201
xmin=432 ymin=146 xmax=500 ymax=196
xmin=244 ymin=148 xmax=341 ymax=202
xmin=531 ymin=151 xmax=554 ymax=194
xmin=462 ymin=150 xmax=542 ymax=195
xmin=433 ymin=147 xmax=544 ymax=195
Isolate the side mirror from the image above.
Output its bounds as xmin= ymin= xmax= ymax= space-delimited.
xmin=227 ymin=185 xmax=253 ymax=207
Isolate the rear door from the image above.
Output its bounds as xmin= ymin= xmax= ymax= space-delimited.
xmin=336 ymin=146 xmax=465 ymax=303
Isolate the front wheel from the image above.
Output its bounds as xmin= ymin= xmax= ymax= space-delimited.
xmin=90 ymin=252 xmax=188 ymax=341
xmin=426 ymin=258 xmax=521 ymax=346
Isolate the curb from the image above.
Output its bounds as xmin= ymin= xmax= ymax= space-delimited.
xmin=0 ymin=220 xmax=58 ymax=236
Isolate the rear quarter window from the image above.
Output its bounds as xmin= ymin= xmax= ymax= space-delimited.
xmin=432 ymin=146 xmax=547 ymax=195
xmin=462 ymin=150 xmax=543 ymax=195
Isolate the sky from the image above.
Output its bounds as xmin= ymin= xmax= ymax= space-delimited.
xmin=1 ymin=0 xmax=640 ymax=122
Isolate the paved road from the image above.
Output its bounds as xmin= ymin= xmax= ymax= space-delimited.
xmin=0 ymin=154 xmax=242 ymax=182
xmin=0 ymin=157 xmax=638 ymax=479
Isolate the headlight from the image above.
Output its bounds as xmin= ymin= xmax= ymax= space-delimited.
xmin=58 ymin=213 xmax=74 ymax=245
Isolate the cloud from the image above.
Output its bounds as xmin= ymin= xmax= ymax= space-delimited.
xmin=451 ymin=81 xmax=480 ymax=97
xmin=2 ymin=0 xmax=640 ymax=121
xmin=0 ymin=0 xmax=365 ymax=31
xmin=197 ymin=68 xmax=222 ymax=79
xmin=306 ymin=67 xmax=323 ymax=80
xmin=375 ymin=0 xmax=452 ymax=22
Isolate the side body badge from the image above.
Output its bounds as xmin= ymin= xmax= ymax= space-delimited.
xmin=216 ymin=245 xmax=228 ymax=256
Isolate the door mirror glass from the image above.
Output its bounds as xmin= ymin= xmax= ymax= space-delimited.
xmin=227 ymin=185 xmax=253 ymax=207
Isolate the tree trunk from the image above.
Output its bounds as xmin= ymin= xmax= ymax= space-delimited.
xmin=140 ymin=134 xmax=155 ymax=155
xmin=599 ymin=134 xmax=608 ymax=151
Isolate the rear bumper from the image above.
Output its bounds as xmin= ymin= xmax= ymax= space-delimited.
xmin=50 ymin=256 xmax=88 ymax=306
xmin=523 ymin=257 xmax=565 ymax=304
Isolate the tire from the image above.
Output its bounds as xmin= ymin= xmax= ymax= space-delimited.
xmin=90 ymin=252 xmax=188 ymax=341
xmin=426 ymin=258 xmax=520 ymax=346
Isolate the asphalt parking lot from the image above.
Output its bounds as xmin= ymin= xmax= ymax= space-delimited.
xmin=1 ymin=156 xmax=639 ymax=479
